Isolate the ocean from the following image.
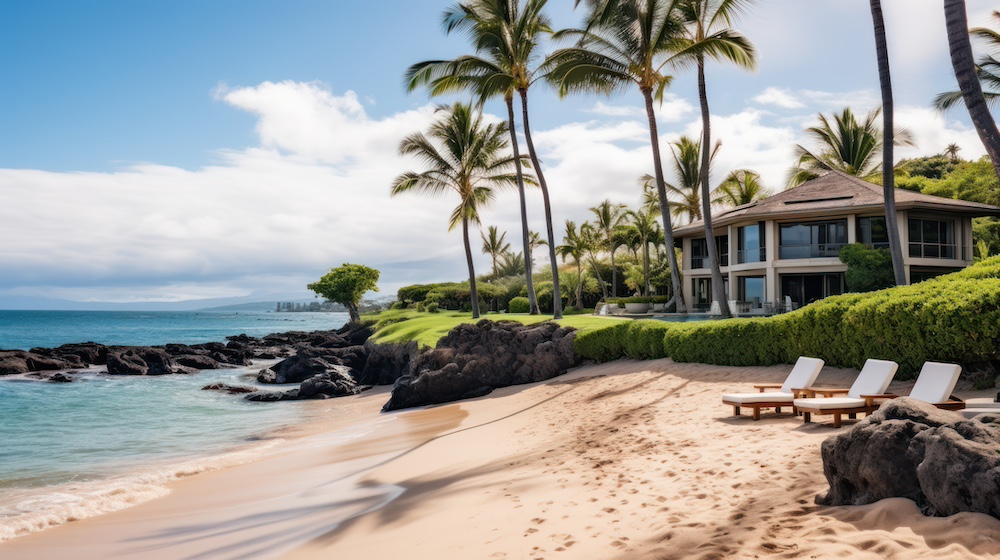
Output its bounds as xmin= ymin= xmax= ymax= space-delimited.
xmin=0 ymin=310 xmax=350 ymax=540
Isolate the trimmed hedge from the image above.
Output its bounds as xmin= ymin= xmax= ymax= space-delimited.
xmin=507 ymin=296 xmax=530 ymax=313
xmin=575 ymin=256 xmax=1000 ymax=379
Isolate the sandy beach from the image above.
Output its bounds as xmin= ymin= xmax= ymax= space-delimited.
xmin=3 ymin=358 xmax=1000 ymax=559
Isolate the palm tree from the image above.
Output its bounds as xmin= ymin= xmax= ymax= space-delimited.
xmin=482 ymin=225 xmax=511 ymax=276
xmin=869 ymin=0 xmax=906 ymax=286
xmin=580 ymin=222 xmax=609 ymax=299
xmin=641 ymin=135 xmax=721 ymax=223
xmin=715 ymin=169 xmax=769 ymax=207
xmin=942 ymin=2 xmax=1000 ymax=177
xmin=527 ymin=229 xmax=546 ymax=270
xmin=547 ymin=0 xmax=688 ymax=312
xmin=405 ymin=0 xmax=564 ymax=319
xmin=943 ymin=143 xmax=963 ymax=162
xmin=671 ymin=0 xmax=756 ymax=319
xmin=497 ymin=251 xmax=527 ymax=276
xmin=557 ymin=220 xmax=588 ymax=308
xmin=390 ymin=103 xmax=521 ymax=319
xmin=787 ymin=107 xmax=914 ymax=188
xmin=934 ymin=10 xmax=1000 ymax=112
xmin=590 ymin=199 xmax=628 ymax=297
xmin=623 ymin=209 xmax=662 ymax=296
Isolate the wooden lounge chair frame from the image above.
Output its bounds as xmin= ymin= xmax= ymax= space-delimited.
xmin=723 ymin=384 xmax=810 ymax=420
xmin=798 ymin=394 xmax=966 ymax=428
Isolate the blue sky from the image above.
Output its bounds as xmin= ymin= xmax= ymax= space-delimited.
xmin=0 ymin=1 xmax=996 ymax=307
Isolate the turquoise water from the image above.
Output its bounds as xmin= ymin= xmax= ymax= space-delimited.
xmin=0 ymin=310 xmax=350 ymax=539
xmin=0 ymin=310 xmax=350 ymax=350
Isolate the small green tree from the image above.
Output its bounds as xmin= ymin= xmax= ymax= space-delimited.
xmin=838 ymin=244 xmax=894 ymax=293
xmin=307 ymin=264 xmax=380 ymax=324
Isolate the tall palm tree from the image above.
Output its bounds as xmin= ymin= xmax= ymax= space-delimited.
xmin=787 ymin=107 xmax=914 ymax=188
xmin=390 ymin=103 xmax=521 ymax=319
xmin=527 ymin=229 xmax=546 ymax=270
xmin=623 ymin=209 xmax=662 ymax=296
xmin=405 ymin=0 xmax=564 ymax=319
xmin=481 ymin=225 xmax=511 ymax=276
xmin=497 ymin=251 xmax=527 ymax=276
xmin=943 ymin=1 xmax=1000 ymax=178
xmin=869 ymin=0 xmax=906 ymax=286
xmin=934 ymin=10 xmax=1000 ymax=112
xmin=590 ymin=199 xmax=628 ymax=297
xmin=671 ymin=0 xmax=756 ymax=319
xmin=641 ymin=135 xmax=721 ymax=223
xmin=943 ymin=143 xmax=963 ymax=162
xmin=557 ymin=220 xmax=588 ymax=308
xmin=715 ymin=169 xmax=769 ymax=207
xmin=547 ymin=0 xmax=688 ymax=312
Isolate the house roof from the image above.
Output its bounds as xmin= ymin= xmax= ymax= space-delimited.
xmin=672 ymin=170 xmax=1000 ymax=237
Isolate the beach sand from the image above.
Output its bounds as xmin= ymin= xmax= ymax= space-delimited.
xmin=3 ymin=358 xmax=1000 ymax=559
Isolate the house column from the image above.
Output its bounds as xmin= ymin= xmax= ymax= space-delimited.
xmin=727 ymin=224 xmax=736 ymax=302
xmin=765 ymin=220 xmax=778 ymax=304
xmin=847 ymin=214 xmax=857 ymax=244
xmin=899 ymin=210 xmax=911 ymax=284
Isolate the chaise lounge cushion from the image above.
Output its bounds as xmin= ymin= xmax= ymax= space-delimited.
xmin=794 ymin=358 xmax=898 ymax=412
xmin=792 ymin=396 xmax=866 ymax=410
xmin=722 ymin=392 xmax=796 ymax=405
xmin=908 ymin=362 xmax=962 ymax=403
xmin=722 ymin=356 xmax=825 ymax=407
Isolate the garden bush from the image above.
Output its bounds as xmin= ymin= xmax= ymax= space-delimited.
xmin=575 ymin=256 xmax=1000 ymax=379
xmin=507 ymin=296 xmax=530 ymax=313
xmin=425 ymin=302 xmax=440 ymax=313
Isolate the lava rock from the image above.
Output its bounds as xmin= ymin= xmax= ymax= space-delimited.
xmin=0 ymin=352 xmax=30 ymax=375
xmin=202 ymin=383 xmax=258 ymax=394
xmin=106 ymin=347 xmax=177 ymax=376
xmin=257 ymin=347 xmax=342 ymax=384
xmin=296 ymin=366 xmax=371 ymax=399
xmin=382 ymin=320 xmax=578 ymax=412
xmin=174 ymin=354 xmax=222 ymax=370
xmin=818 ymin=398 xmax=1000 ymax=518
xmin=356 ymin=340 xmax=418 ymax=385
xmin=49 ymin=372 xmax=74 ymax=383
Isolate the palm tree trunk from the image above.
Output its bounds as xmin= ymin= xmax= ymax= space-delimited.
xmin=696 ymin=58 xmax=732 ymax=318
xmin=577 ymin=261 xmax=583 ymax=308
xmin=642 ymin=88 xmax=687 ymax=312
xmin=610 ymin=244 xmax=618 ymax=297
xmin=643 ymin=242 xmax=651 ymax=297
xmin=463 ymin=217 xmax=480 ymax=319
xmin=591 ymin=256 xmax=608 ymax=299
xmin=944 ymin=0 xmax=1000 ymax=177
xmin=519 ymin=89 xmax=562 ymax=319
xmin=870 ymin=0 xmax=907 ymax=286
xmin=505 ymin=95 xmax=540 ymax=314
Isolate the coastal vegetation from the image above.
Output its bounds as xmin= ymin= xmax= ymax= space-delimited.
xmin=306 ymin=263 xmax=380 ymax=324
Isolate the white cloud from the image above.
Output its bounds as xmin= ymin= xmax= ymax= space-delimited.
xmin=752 ymin=87 xmax=804 ymax=109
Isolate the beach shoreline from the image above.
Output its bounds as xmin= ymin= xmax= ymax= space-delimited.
xmin=3 ymin=358 xmax=1000 ymax=559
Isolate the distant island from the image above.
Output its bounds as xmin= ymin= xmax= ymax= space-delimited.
xmin=274 ymin=301 xmax=345 ymax=312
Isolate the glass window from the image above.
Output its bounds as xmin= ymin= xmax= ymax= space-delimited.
xmin=693 ymin=278 xmax=712 ymax=311
xmin=778 ymin=220 xmax=848 ymax=259
xmin=737 ymin=223 xmax=765 ymax=263
xmin=857 ymin=217 xmax=889 ymax=249
xmin=908 ymin=218 xmax=956 ymax=259
xmin=738 ymin=276 xmax=765 ymax=308
xmin=690 ymin=236 xmax=728 ymax=269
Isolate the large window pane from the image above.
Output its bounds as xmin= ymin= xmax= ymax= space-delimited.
xmin=779 ymin=220 xmax=847 ymax=259
xmin=908 ymin=218 xmax=956 ymax=260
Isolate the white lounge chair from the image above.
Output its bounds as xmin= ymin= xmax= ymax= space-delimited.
xmin=722 ymin=356 xmax=825 ymax=420
xmin=899 ymin=361 xmax=965 ymax=411
xmin=793 ymin=359 xmax=907 ymax=427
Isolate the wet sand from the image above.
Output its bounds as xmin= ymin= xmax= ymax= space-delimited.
xmin=3 ymin=359 xmax=1000 ymax=559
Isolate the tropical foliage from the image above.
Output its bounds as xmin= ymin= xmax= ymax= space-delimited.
xmin=307 ymin=264 xmax=380 ymax=324
xmin=715 ymin=169 xmax=769 ymax=207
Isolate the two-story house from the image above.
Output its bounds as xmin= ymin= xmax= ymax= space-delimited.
xmin=671 ymin=170 xmax=1000 ymax=312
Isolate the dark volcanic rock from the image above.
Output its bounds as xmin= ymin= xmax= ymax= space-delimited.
xmin=356 ymin=340 xmax=418 ymax=385
xmin=202 ymin=383 xmax=258 ymax=394
xmin=174 ymin=354 xmax=222 ymax=370
xmin=0 ymin=352 xmax=30 ymax=375
xmin=382 ymin=320 xmax=578 ymax=412
xmin=49 ymin=372 xmax=74 ymax=383
xmin=245 ymin=389 xmax=300 ymax=402
xmin=296 ymin=366 xmax=371 ymax=399
xmin=818 ymin=398 xmax=1000 ymax=518
xmin=257 ymin=348 xmax=342 ymax=384
xmin=106 ymin=347 xmax=177 ymax=376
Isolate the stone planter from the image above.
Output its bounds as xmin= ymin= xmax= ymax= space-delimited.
xmin=624 ymin=302 xmax=651 ymax=314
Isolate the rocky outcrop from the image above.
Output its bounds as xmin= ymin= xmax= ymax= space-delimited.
xmin=382 ymin=320 xmax=579 ymax=412
xmin=245 ymin=366 xmax=371 ymax=402
xmin=356 ymin=340 xmax=418 ymax=385
xmin=202 ymin=383 xmax=258 ymax=394
xmin=106 ymin=347 xmax=179 ymax=375
xmin=818 ymin=398 xmax=1000 ymax=517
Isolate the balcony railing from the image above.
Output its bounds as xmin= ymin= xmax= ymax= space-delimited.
xmin=778 ymin=243 xmax=847 ymax=260
xmin=691 ymin=254 xmax=729 ymax=269
xmin=737 ymin=248 xmax=766 ymax=264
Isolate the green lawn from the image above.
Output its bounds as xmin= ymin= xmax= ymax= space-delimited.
xmin=365 ymin=309 xmax=628 ymax=349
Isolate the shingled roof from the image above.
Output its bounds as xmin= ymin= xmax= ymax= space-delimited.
xmin=673 ymin=170 xmax=1000 ymax=237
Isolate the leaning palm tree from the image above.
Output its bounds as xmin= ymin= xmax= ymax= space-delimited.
xmin=869 ymin=0 xmax=906 ymax=286
xmin=405 ymin=0 xmax=564 ymax=319
xmin=580 ymin=222 xmax=609 ymax=299
xmin=715 ymin=169 xmax=769 ymax=207
xmin=670 ymin=0 xmax=757 ymax=318
xmin=787 ymin=107 xmax=914 ymax=188
xmin=590 ymin=199 xmax=628 ymax=297
xmin=941 ymin=2 xmax=1000 ymax=177
xmin=481 ymin=225 xmax=511 ymax=276
xmin=934 ymin=10 xmax=1000 ymax=112
xmin=557 ymin=220 xmax=588 ymax=308
xmin=390 ymin=103 xmax=521 ymax=319
xmin=547 ymin=0 xmax=688 ymax=312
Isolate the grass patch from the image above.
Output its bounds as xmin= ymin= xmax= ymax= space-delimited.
xmin=365 ymin=309 xmax=627 ymax=349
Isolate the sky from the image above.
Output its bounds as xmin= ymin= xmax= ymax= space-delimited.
xmin=0 ymin=0 xmax=997 ymax=307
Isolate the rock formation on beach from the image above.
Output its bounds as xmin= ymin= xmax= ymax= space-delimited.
xmin=382 ymin=320 xmax=579 ymax=412
xmin=818 ymin=398 xmax=1000 ymax=518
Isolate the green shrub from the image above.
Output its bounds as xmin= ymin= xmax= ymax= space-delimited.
xmin=389 ymin=301 xmax=406 ymax=310
xmin=839 ymin=244 xmax=894 ymax=292
xmin=415 ymin=302 xmax=426 ymax=313
xmin=426 ymin=302 xmax=440 ymax=313
xmin=575 ymin=256 xmax=1000 ymax=379
xmin=508 ymin=296 xmax=530 ymax=313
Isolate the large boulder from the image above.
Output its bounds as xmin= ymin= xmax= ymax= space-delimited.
xmin=818 ymin=398 xmax=1000 ymax=518
xmin=382 ymin=320 xmax=579 ymax=412
xmin=296 ymin=366 xmax=371 ymax=399
xmin=257 ymin=348 xmax=341 ymax=384
xmin=356 ymin=340 xmax=418 ymax=385
xmin=106 ymin=347 xmax=177 ymax=375
xmin=0 ymin=352 xmax=30 ymax=375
